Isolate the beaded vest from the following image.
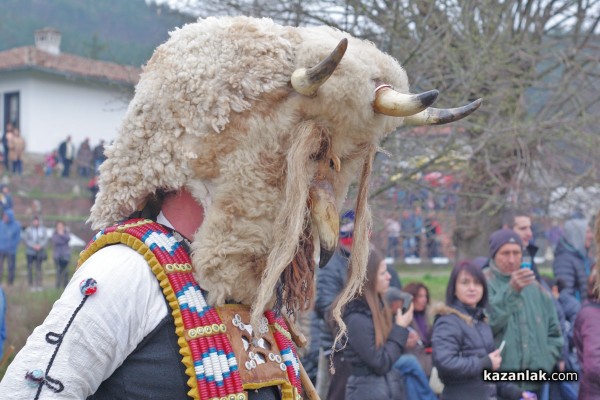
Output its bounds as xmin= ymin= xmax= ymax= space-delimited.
xmin=78 ymin=218 xmax=303 ymax=400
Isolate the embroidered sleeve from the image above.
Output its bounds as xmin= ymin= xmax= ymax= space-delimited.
xmin=0 ymin=245 xmax=167 ymax=398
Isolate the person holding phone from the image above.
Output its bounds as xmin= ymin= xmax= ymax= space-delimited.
xmin=386 ymin=287 xmax=438 ymax=400
xmin=503 ymin=210 xmax=542 ymax=282
xmin=484 ymin=229 xmax=563 ymax=398
xmin=402 ymin=282 xmax=434 ymax=376
xmin=432 ymin=261 xmax=530 ymax=400
xmin=334 ymin=249 xmax=413 ymax=400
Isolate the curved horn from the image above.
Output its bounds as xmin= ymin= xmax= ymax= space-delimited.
xmin=373 ymin=85 xmax=439 ymax=117
xmin=403 ymin=98 xmax=483 ymax=125
xmin=291 ymin=38 xmax=348 ymax=97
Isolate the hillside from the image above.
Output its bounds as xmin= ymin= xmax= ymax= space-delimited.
xmin=0 ymin=0 xmax=195 ymax=66
xmin=5 ymin=153 xmax=98 ymax=244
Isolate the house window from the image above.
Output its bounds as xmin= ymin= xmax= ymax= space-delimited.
xmin=3 ymin=92 xmax=20 ymax=130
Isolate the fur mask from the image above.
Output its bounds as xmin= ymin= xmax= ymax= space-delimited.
xmin=89 ymin=16 xmax=480 ymax=328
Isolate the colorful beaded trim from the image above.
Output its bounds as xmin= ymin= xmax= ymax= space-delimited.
xmin=78 ymin=218 xmax=303 ymax=400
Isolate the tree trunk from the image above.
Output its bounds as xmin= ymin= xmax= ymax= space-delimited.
xmin=452 ymin=158 xmax=506 ymax=261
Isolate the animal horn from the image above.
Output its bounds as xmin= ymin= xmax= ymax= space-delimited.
xmin=308 ymin=178 xmax=339 ymax=268
xmin=373 ymin=85 xmax=439 ymax=117
xmin=403 ymin=98 xmax=483 ymax=125
xmin=291 ymin=38 xmax=348 ymax=97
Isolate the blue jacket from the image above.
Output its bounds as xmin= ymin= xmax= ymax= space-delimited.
xmin=0 ymin=192 xmax=13 ymax=211
xmin=0 ymin=210 xmax=21 ymax=254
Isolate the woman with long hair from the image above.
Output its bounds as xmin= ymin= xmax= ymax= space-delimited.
xmin=402 ymin=281 xmax=433 ymax=375
xmin=573 ymin=211 xmax=600 ymax=400
xmin=431 ymin=261 xmax=533 ymax=400
xmin=335 ymin=249 xmax=413 ymax=400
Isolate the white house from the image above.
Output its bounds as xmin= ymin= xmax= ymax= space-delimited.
xmin=0 ymin=28 xmax=140 ymax=153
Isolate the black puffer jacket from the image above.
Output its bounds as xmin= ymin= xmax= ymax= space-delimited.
xmin=553 ymin=238 xmax=589 ymax=301
xmin=431 ymin=302 xmax=522 ymax=400
xmin=342 ymin=297 xmax=408 ymax=400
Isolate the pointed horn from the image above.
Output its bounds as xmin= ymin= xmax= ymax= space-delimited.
xmin=403 ymin=98 xmax=483 ymax=125
xmin=291 ymin=38 xmax=348 ymax=97
xmin=373 ymin=85 xmax=439 ymax=117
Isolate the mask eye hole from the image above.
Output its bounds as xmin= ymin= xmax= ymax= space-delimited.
xmin=329 ymin=156 xmax=341 ymax=172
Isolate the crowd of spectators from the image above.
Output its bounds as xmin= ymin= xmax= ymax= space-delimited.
xmin=301 ymin=208 xmax=598 ymax=400
xmin=44 ymin=136 xmax=106 ymax=179
xmin=1 ymin=123 xmax=107 ymax=180
xmin=1 ymin=123 xmax=598 ymax=399
xmin=2 ymin=219 xmax=73 ymax=292
xmin=0 ymin=126 xmax=109 ymax=295
xmin=383 ymin=178 xmax=460 ymax=213
xmin=384 ymin=206 xmax=444 ymax=263
xmin=0 ymin=184 xmax=74 ymax=292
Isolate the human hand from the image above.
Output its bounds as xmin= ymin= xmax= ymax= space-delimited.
xmin=488 ymin=349 xmax=502 ymax=370
xmin=509 ymin=268 xmax=536 ymax=292
xmin=558 ymin=360 xmax=565 ymax=372
xmin=395 ymin=302 xmax=414 ymax=328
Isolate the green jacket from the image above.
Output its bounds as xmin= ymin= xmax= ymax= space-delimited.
xmin=484 ymin=263 xmax=563 ymax=389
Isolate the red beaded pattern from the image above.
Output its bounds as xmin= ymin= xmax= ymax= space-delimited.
xmin=79 ymin=219 xmax=303 ymax=400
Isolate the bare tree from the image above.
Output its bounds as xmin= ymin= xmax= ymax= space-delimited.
xmin=161 ymin=0 xmax=600 ymax=258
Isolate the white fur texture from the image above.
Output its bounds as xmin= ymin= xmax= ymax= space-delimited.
xmin=89 ymin=16 xmax=410 ymax=320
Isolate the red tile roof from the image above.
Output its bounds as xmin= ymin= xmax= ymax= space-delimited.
xmin=0 ymin=46 xmax=140 ymax=86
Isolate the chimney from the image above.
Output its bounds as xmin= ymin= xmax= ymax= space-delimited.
xmin=35 ymin=27 xmax=61 ymax=55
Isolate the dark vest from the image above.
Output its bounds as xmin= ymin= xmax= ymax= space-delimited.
xmin=88 ymin=310 xmax=188 ymax=399
xmin=88 ymin=302 xmax=280 ymax=400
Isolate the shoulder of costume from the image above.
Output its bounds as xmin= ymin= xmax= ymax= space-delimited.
xmin=77 ymin=218 xmax=304 ymax=400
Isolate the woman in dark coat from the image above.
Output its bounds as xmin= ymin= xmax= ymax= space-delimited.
xmin=431 ymin=261 xmax=531 ymax=400
xmin=337 ymin=250 xmax=413 ymax=400
xmin=573 ymin=264 xmax=600 ymax=400
xmin=552 ymin=218 xmax=592 ymax=301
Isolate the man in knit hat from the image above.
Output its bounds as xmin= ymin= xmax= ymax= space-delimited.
xmin=484 ymin=229 xmax=563 ymax=398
